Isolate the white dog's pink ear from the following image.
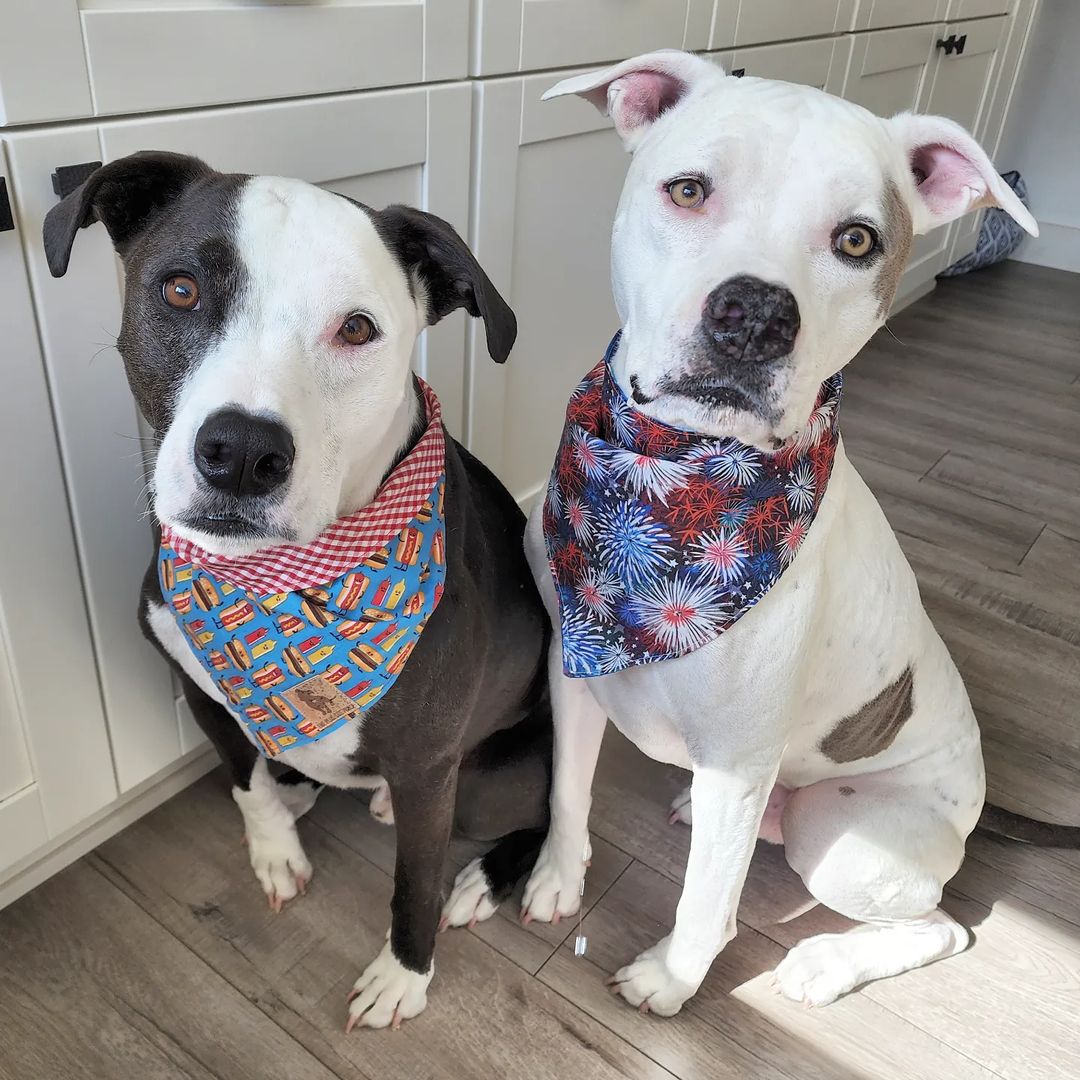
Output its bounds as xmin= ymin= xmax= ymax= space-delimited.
xmin=887 ymin=112 xmax=1038 ymax=237
xmin=542 ymin=49 xmax=724 ymax=150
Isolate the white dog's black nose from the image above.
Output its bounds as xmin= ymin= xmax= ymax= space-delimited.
xmin=194 ymin=409 xmax=295 ymax=497
xmin=703 ymin=276 xmax=800 ymax=364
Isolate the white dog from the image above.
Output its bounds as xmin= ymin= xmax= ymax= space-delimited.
xmin=513 ymin=50 xmax=1069 ymax=1015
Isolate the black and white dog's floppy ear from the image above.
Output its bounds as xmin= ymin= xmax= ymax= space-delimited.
xmin=43 ymin=151 xmax=213 ymax=278
xmin=374 ymin=205 xmax=517 ymax=364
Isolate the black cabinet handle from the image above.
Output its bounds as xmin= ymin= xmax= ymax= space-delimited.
xmin=954 ymin=34 xmax=967 ymax=55
xmin=51 ymin=161 xmax=102 ymax=200
xmin=0 ymin=178 xmax=14 ymax=233
xmin=731 ymin=67 xmax=746 ymax=77
xmin=936 ymin=34 xmax=967 ymax=57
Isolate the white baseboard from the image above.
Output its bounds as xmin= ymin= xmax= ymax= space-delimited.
xmin=0 ymin=745 xmax=217 ymax=911
xmin=1010 ymin=220 xmax=1080 ymax=273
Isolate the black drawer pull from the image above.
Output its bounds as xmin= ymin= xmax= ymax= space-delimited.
xmin=937 ymin=34 xmax=967 ymax=56
xmin=731 ymin=67 xmax=746 ymax=77
xmin=51 ymin=161 xmax=102 ymax=200
xmin=0 ymin=178 xmax=14 ymax=233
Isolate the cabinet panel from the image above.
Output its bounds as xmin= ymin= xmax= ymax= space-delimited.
xmin=468 ymin=75 xmax=628 ymax=503
xmin=0 ymin=786 xmax=49 ymax=876
xmin=0 ymin=143 xmax=117 ymax=834
xmin=725 ymin=36 xmax=851 ymax=93
xmin=473 ymin=0 xmax=714 ymax=76
xmin=842 ymin=24 xmax=940 ymax=115
xmin=853 ymin=1 xmax=946 ymax=30
xmin=947 ymin=0 xmax=1009 ymax=18
xmin=732 ymin=0 xmax=851 ymax=46
xmin=9 ymin=83 xmax=471 ymax=791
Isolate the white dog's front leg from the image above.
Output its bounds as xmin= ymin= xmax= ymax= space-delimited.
xmin=611 ymin=761 xmax=778 ymax=1014
xmin=521 ymin=643 xmax=608 ymax=923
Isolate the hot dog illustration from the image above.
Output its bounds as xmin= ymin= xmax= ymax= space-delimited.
xmin=416 ymin=499 xmax=433 ymax=525
xmin=363 ymin=545 xmax=390 ymax=572
xmin=300 ymin=586 xmax=331 ymax=605
xmin=403 ymin=590 xmax=426 ymax=617
xmin=419 ymin=563 xmax=430 ymax=585
xmin=300 ymin=596 xmax=334 ymax=628
xmin=192 ymin=576 xmax=220 ymax=612
xmin=172 ymin=591 xmax=192 ymax=615
xmin=437 ymin=480 xmax=445 ymax=516
xmin=266 ymin=695 xmax=296 ymax=723
xmin=217 ymin=599 xmax=255 ymax=631
xmin=395 ymin=526 xmax=423 ymax=569
xmin=256 ymin=730 xmax=280 ymax=757
xmin=224 ymin=638 xmax=251 ymax=670
xmin=161 ymin=559 xmax=176 ymax=591
xmin=218 ymin=674 xmax=251 ymax=705
xmin=431 ymin=529 xmax=445 ymax=567
xmin=385 ymin=640 xmax=416 ymax=677
xmin=348 ymin=643 xmax=384 ymax=672
xmin=253 ymin=663 xmax=285 ymax=690
xmin=245 ymin=704 xmax=270 ymax=722
xmin=207 ymin=650 xmax=230 ymax=671
xmin=277 ymin=613 xmax=305 ymax=637
xmin=282 ymin=645 xmax=312 ymax=678
xmin=335 ymin=572 xmax=369 ymax=610
xmin=323 ymin=664 xmax=351 ymax=686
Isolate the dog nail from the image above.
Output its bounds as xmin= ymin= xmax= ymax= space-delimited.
xmin=438 ymin=917 xmax=448 ymax=932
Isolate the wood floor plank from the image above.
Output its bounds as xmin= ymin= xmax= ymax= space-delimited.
xmin=0 ymin=860 xmax=344 ymax=1080
xmin=91 ymin=775 xmax=665 ymax=1080
xmin=541 ymin=861 xmax=997 ymax=1080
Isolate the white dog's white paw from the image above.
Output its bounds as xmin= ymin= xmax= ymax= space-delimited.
xmin=772 ymin=934 xmax=861 ymax=1007
xmin=668 ymin=786 xmax=692 ymax=826
xmin=346 ymin=942 xmax=432 ymax=1031
xmin=276 ymin=777 xmax=321 ymax=821
xmin=369 ymin=782 xmax=394 ymax=826
xmin=245 ymin=823 xmax=313 ymax=912
xmin=609 ymin=937 xmax=696 ymax=1016
xmin=521 ymin=835 xmax=591 ymax=924
xmin=440 ymin=857 xmax=499 ymax=930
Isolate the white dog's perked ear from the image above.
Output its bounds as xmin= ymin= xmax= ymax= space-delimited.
xmin=542 ymin=49 xmax=725 ymax=151
xmin=887 ymin=112 xmax=1038 ymax=237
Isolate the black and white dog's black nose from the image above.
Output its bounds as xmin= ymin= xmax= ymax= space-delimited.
xmin=702 ymin=275 xmax=801 ymax=364
xmin=193 ymin=409 xmax=295 ymax=497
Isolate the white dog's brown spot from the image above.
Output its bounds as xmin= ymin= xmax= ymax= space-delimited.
xmin=820 ymin=666 xmax=914 ymax=764
xmin=875 ymin=180 xmax=913 ymax=316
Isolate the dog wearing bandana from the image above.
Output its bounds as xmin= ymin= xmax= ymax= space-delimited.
xmin=514 ymin=50 xmax=1078 ymax=1017
xmin=44 ymin=153 xmax=555 ymax=1031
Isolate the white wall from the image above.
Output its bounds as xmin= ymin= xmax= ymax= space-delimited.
xmin=999 ymin=0 xmax=1080 ymax=272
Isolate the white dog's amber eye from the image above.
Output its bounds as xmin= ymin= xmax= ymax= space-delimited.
xmin=834 ymin=225 xmax=878 ymax=259
xmin=338 ymin=313 xmax=375 ymax=346
xmin=668 ymin=177 xmax=707 ymax=209
xmin=162 ymin=274 xmax=200 ymax=310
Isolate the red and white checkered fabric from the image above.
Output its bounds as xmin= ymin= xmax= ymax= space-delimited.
xmin=160 ymin=379 xmax=445 ymax=595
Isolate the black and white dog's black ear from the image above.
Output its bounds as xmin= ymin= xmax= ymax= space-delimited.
xmin=373 ymin=205 xmax=517 ymax=364
xmin=43 ymin=151 xmax=213 ymax=278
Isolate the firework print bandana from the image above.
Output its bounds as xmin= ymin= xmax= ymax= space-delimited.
xmin=543 ymin=333 xmax=842 ymax=678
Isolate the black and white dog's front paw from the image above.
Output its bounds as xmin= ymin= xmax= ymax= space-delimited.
xmin=234 ymin=761 xmax=314 ymax=912
xmin=440 ymin=857 xmax=499 ymax=930
xmin=346 ymin=941 xmax=432 ymax=1031
xmin=520 ymin=834 xmax=591 ymax=924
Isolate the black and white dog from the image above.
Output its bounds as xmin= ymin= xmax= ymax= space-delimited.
xmin=44 ymin=152 xmax=552 ymax=1030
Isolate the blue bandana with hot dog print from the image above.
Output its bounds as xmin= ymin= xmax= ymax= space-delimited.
xmin=543 ymin=333 xmax=841 ymax=678
xmin=158 ymin=379 xmax=447 ymax=757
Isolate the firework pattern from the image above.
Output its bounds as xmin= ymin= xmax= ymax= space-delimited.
xmin=543 ymin=334 xmax=842 ymax=678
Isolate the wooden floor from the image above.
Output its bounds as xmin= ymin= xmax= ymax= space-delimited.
xmin=2 ymin=260 xmax=1078 ymax=1080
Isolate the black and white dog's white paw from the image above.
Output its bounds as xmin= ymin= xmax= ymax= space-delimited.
xmin=346 ymin=941 xmax=432 ymax=1031
xmin=369 ymin=781 xmax=395 ymax=826
xmin=608 ymin=935 xmax=697 ymax=1016
xmin=440 ymin=857 xmax=499 ymax=930
xmin=668 ymin=785 xmax=692 ymax=826
xmin=520 ymin=834 xmax=591 ymax=924
xmin=234 ymin=761 xmax=314 ymax=912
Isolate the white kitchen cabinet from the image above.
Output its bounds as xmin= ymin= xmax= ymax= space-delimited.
xmin=0 ymin=0 xmax=469 ymax=125
xmin=948 ymin=0 xmax=1010 ymax=18
xmin=0 ymin=143 xmax=117 ymax=874
xmin=723 ymin=0 xmax=857 ymax=47
xmin=472 ymin=0 xmax=717 ymax=76
xmin=6 ymin=82 xmax=472 ymax=795
xmin=853 ymin=1 xmax=947 ymax=31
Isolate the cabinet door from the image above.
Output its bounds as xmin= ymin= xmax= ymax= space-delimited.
xmin=466 ymin=73 xmax=631 ymax=503
xmin=852 ymin=0 xmax=947 ymax=30
xmin=1 ymin=0 xmax=468 ymax=124
xmin=0 ymin=143 xmax=116 ymax=871
xmin=728 ymin=0 xmax=855 ymax=47
xmin=725 ymin=36 xmax=852 ymax=93
xmin=473 ymin=0 xmax=716 ymax=76
xmin=947 ymin=0 xmax=1009 ymax=18
xmin=8 ymin=83 xmax=471 ymax=789
xmin=918 ymin=16 xmax=1009 ymax=273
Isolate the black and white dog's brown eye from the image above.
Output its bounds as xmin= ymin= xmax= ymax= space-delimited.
xmin=833 ymin=224 xmax=878 ymax=259
xmin=162 ymin=274 xmax=200 ymax=310
xmin=338 ymin=313 xmax=375 ymax=346
xmin=667 ymin=177 xmax=707 ymax=209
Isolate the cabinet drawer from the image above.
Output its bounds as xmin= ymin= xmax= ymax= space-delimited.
xmin=473 ymin=0 xmax=714 ymax=76
xmin=841 ymin=24 xmax=940 ymax=115
xmin=852 ymin=1 xmax=946 ymax=31
xmin=730 ymin=0 xmax=853 ymax=47
xmin=726 ymin=35 xmax=850 ymax=93
xmin=947 ymin=0 xmax=1009 ymax=18
xmin=2 ymin=0 xmax=468 ymax=124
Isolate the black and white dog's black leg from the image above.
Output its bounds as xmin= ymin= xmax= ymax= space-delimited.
xmin=180 ymin=674 xmax=316 ymax=911
xmin=346 ymin=763 xmax=458 ymax=1031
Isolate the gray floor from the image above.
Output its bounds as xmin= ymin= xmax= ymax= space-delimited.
xmin=1 ymin=260 xmax=1078 ymax=1080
